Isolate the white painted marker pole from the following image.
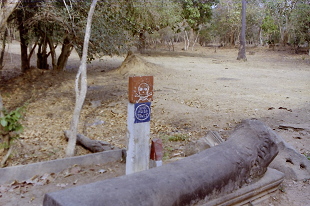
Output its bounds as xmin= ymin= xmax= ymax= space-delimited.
xmin=126 ymin=103 xmax=150 ymax=174
xmin=126 ymin=76 xmax=153 ymax=175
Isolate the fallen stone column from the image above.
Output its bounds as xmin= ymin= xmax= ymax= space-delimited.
xmin=43 ymin=119 xmax=279 ymax=206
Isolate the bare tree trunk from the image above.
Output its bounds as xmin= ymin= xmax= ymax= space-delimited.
xmin=184 ymin=34 xmax=187 ymax=50
xmin=0 ymin=1 xmax=19 ymax=117
xmin=0 ymin=0 xmax=20 ymax=32
xmin=57 ymin=37 xmax=72 ymax=70
xmin=37 ymin=37 xmax=49 ymax=70
xmin=17 ymin=9 xmax=30 ymax=72
xmin=184 ymin=30 xmax=189 ymax=51
xmin=28 ymin=42 xmax=37 ymax=63
xmin=66 ymin=0 xmax=98 ymax=157
xmin=138 ymin=31 xmax=146 ymax=54
xmin=192 ymin=27 xmax=201 ymax=51
xmin=0 ymin=28 xmax=7 ymax=73
xmin=237 ymin=0 xmax=247 ymax=61
xmin=1 ymin=145 xmax=12 ymax=168
xmin=258 ymin=27 xmax=262 ymax=45
xmin=64 ymin=130 xmax=113 ymax=153
xmin=47 ymin=35 xmax=57 ymax=70
xmin=0 ymin=91 xmax=3 ymax=117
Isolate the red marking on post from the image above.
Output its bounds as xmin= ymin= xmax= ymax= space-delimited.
xmin=150 ymin=138 xmax=163 ymax=161
xmin=129 ymin=76 xmax=153 ymax=103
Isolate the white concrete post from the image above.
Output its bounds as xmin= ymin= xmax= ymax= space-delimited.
xmin=126 ymin=76 xmax=153 ymax=175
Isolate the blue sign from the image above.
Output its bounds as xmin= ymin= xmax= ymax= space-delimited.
xmin=134 ymin=102 xmax=151 ymax=123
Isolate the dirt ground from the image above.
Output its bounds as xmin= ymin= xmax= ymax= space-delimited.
xmin=0 ymin=41 xmax=309 ymax=205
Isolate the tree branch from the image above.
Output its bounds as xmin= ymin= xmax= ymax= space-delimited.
xmin=0 ymin=0 xmax=20 ymax=32
xmin=0 ymin=91 xmax=3 ymax=117
xmin=1 ymin=146 xmax=13 ymax=168
xmin=64 ymin=130 xmax=113 ymax=153
xmin=66 ymin=0 xmax=98 ymax=157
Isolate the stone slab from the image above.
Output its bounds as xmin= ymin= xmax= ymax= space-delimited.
xmin=0 ymin=149 xmax=124 ymax=184
xmin=201 ymin=168 xmax=284 ymax=206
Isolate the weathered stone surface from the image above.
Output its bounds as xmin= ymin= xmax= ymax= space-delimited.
xmin=184 ymin=131 xmax=223 ymax=156
xmin=203 ymin=130 xmax=224 ymax=147
xmin=198 ymin=168 xmax=284 ymax=206
xmin=44 ymin=119 xmax=279 ymax=206
xmin=268 ymin=128 xmax=310 ymax=180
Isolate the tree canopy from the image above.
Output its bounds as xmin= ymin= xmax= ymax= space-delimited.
xmin=1 ymin=0 xmax=310 ymax=73
xmin=181 ymin=0 xmax=217 ymax=30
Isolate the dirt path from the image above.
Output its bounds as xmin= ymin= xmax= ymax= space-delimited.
xmin=0 ymin=42 xmax=309 ymax=205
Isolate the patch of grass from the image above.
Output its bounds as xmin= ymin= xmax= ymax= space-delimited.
xmin=159 ymin=134 xmax=169 ymax=144
xmin=166 ymin=146 xmax=173 ymax=152
xmin=168 ymin=134 xmax=189 ymax=142
xmin=303 ymin=178 xmax=310 ymax=183
xmin=279 ymin=184 xmax=286 ymax=192
xmin=47 ymin=153 xmax=54 ymax=157
xmin=163 ymin=152 xmax=169 ymax=161
xmin=303 ymin=153 xmax=310 ymax=160
xmin=47 ymin=148 xmax=60 ymax=157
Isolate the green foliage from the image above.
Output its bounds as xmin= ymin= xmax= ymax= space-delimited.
xmin=160 ymin=133 xmax=189 ymax=143
xmin=181 ymin=0 xmax=218 ymax=30
xmin=80 ymin=0 xmax=133 ymax=60
xmin=262 ymin=0 xmax=300 ymax=45
xmin=304 ymin=153 xmax=310 ymax=160
xmin=159 ymin=133 xmax=169 ymax=144
xmin=0 ymin=105 xmax=26 ymax=150
xmin=0 ymin=105 xmax=26 ymax=134
xmin=303 ymin=178 xmax=310 ymax=183
xmin=163 ymin=152 xmax=170 ymax=160
xmin=261 ymin=16 xmax=278 ymax=35
xmin=245 ymin=1 xmax=264 ymax=42
xmin=291 ymin=2 xmax=310 ymax=45
xmin=278 ymin=184 xmax=285 ymax=192
xmin=11 ymin=0 xmax=134 ymax=66
xmin=0 ymin=141 xmax=9 ymax=150
xmin=166 ymin=146 xmax=173 ymax=152
xmin=199 ymin=25 xmax=212 ymax=44
xmin=168 ymin=134 xmax=189 ymax=142
xmin=125 ymin=0 xmax=182 ymax=35
xmin=210 ymin=0 xmax=309 ymax=46
xmin=210 ymin=0 xmax=242 ymax=44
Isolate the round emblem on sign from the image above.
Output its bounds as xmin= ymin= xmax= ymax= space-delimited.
xmin=135 ymin=104 xmax=151 ymax=121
